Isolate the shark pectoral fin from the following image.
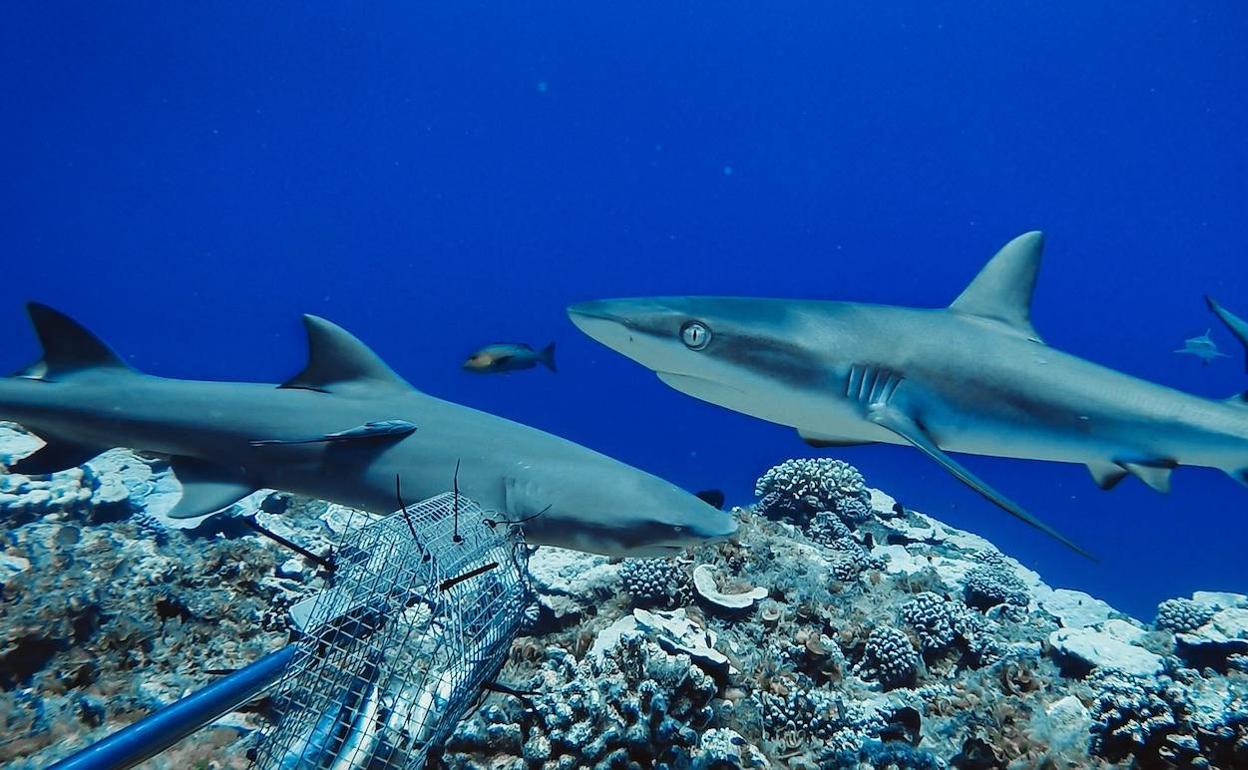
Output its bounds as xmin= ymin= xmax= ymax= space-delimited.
xmin=1118 ymin=461 xmax=1174 ymax=493
xmin=165 ymin=456 xmax=258 ymax=519
xmin=1086 ymin=460 xmax=1129 ymax=490
xmin=867 ymin=405 xmax=1094 ymax=560
xmin=7 ymin=438 xmax=104 ymax=475
xmin=250 ymin=419 xmax=417 ymax=447
xmin=796 ymin=428 xmax=875 ymax=448
xmin=280 ymin=315 xmax=412 ymax=393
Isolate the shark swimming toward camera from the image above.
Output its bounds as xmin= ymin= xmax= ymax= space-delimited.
xmin=1174 ymin=330 xmax=1227 ymax=365
xmin=0 ymin=304 xmax=736 ymax=556
xmin=569 ymin=232 xmax=1248 ymax=558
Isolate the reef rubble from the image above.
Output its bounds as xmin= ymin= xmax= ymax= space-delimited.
xmin=1 ymin=426 xmax=1245 ymax=768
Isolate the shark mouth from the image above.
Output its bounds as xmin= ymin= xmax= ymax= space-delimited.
xmin=655 ymin=371 xmax=746 ymax=401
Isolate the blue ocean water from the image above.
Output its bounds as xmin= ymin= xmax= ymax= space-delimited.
xmin=2 ymin=2 xmax=1244 ymax=619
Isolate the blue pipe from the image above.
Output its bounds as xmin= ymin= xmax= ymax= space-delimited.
xmin=49 ymin=645 xmax=297 ymax=770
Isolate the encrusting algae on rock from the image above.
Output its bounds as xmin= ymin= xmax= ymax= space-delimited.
xmin=1 ymin=422 xmax=1246 ymax=768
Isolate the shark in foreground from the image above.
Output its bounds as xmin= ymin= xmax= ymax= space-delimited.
xmin=569 ymin=232 xmax=1248 ymax=558
xmin=0 ymin=305 xmax=736 ymax=556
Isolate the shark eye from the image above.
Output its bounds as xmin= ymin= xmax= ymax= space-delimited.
xmin=680 ymin=321 xmax=711 ymax=350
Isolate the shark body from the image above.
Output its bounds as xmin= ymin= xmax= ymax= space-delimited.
xmin=1174 ymin=330 xmax=1228 ymax=365
xmin=0 ymin=305 xmax=736 ymax=556
xmin=569 ymin=232 xmax=1248 ymax=557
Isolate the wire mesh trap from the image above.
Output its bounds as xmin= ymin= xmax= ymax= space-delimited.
xmin=250 ymin=491 xmax=531 ymax=770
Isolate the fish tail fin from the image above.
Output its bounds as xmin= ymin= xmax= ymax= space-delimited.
xmin=13 ymin=303 xmax=134 ymax=381
xmin=1206 ymin=296 xmax=1248 ymax=372
xmin=539 ymin=342 xmax=557 ymax=372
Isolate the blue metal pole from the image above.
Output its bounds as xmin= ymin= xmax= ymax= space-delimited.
xmin=49 ymin=645 xmax=297 ymax=770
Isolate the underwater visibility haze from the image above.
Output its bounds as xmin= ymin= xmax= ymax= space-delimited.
xmin=2 ymin=2 xmax=1248 ymax=768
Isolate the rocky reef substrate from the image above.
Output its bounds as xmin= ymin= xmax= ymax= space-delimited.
xmin=1 ymin=424 xmax=1245 ymax=769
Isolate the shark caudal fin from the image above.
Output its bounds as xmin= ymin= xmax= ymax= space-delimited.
xmin=13 ymin=303 xmax=132 ymax=380
xmin=6 ymin=304 xmax=132 ymax=474
xmin=539 ymin=342 xmax=557 ymax=372
xmin=1206 ymin=296 xmax=1248 ymax=372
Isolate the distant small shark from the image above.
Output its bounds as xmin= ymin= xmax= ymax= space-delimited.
xmin=0 ymin=305 xmax=736 ymax=556
xmin=1174 ymin=330 xmax=1228 ymax=365
xmin=569 ymin=232 xmax=1248 ymax=558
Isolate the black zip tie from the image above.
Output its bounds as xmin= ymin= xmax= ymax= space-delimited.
xmin=394 ymin=474 xmax=418 ymax=539
xmin=483 ymin=504 xmax=551 ymax=529
xmin=242 ymin=517 xmax=336 ymax=573
xmin=452 ymin=458 xmax=463 ymax=544
xmin=439 ymin=561 xmax=498 ymax=591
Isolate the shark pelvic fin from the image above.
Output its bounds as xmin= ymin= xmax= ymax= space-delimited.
xmin=1119 ymin=460 xmax=1175 ymax=493
xmin=7 ymin=437 xmax=103 ymax=475
xmin=1086 ymin=460 xmax=1129 ymax=490
xmin=14 ymin=303 xmax=131 ymax=380
xmin=949 ymin=232 xmax=1045 ymax=341
xmin=249 ymin=419 xmax=417 ymax=447
xmin=797 ymin=428 xmax=875 ymax=448
xmin=1206 ymin=296 xmax=1248 ymax=372
xmin=867 ymin=404 xmax=1094 ymax=559
xmin=165 ymin=456 xmax=258 ymax=519
xmin=280 ymin=315 xmax=411 ymax=393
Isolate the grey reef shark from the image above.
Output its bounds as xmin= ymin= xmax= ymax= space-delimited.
xmin=569 ymin=232 xmax=1248 ymax=559
xmin=1174 ymin=330 xmax=1228 ymax=366
xmin=0 ymin=305 xmax=737 ymax=556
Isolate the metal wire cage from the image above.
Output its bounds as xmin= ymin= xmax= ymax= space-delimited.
xmin=250 ymin=491 xmax=530 ymax=770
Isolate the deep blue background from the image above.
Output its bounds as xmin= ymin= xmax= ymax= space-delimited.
xmin=2 ymin=2 xmax=1245 ymax=618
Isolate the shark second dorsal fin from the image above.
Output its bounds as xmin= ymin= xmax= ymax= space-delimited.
xmin=280 ymin=315 xmax=411 ymax=393
xmin=949 ymin=232 xmax=1045 ymax=340
xmin=14 ymin=303 xmax=131 ymax=380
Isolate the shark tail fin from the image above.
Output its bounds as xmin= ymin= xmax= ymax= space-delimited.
xmin=13 ymin=303 xmax=133 ymax=380
xmin=539 ymin=342 xmax=557 ymax=373
xmin=1206 ymin=296 xmax=1248 ymax=372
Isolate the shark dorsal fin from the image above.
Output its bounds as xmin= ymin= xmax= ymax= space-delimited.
xmin=280 ymin=315 xmax=410 ymax=393
xmin=949 ymin=231 xmax=1045 ymax=340
xmin=15 ymin=303 xmax=131 ymax=380
xmin=1206 ymin=296 xmax=1248 ymax=372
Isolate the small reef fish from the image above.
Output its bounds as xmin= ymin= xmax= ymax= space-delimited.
xmin=0 ymin=305 xmax=735 ymax=556
xmin=463 ymin=343 xmax=556 ymax=373
xmin=1174 ymin=330 xmax=1228 ymax=365
xmin=570 ymin=231 xmax=1248 ymax=559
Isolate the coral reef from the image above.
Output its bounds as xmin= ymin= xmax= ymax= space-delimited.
xmin=1156 ymin=597 xmax=1216 ymax=633
xmin=754 ymin=457 xmax=872 ymax=527
xmin=3 ymin=420 xmax=1245 ymax=769
xmin=620 ymin=557 xmax=692 ymax=609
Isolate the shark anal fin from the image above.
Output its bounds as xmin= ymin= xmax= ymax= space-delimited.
xmin=1119 ymin=460 xmax=1175 ymax=493
xmin=6 ymin=438 xmax=103 ymax=475
xmin=948 ymin=232 xmax=1045 ymax=341
xmin=14 ymin=303 xmax=131 ymax=380
xmin=1086 ymin=460 xmax=1129 ymax=490
xmin=250 ymin=419 xmax=417 ymax=448
xmin=280 ymin=315 xmax=411 ymax=393
xmin=867 ymin=405 xmax=1093 ymax=560
xmin=797 ymin=428 xmax=875 ymax=448
xmin=165 ymin=456 xmax=258 ymax=520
